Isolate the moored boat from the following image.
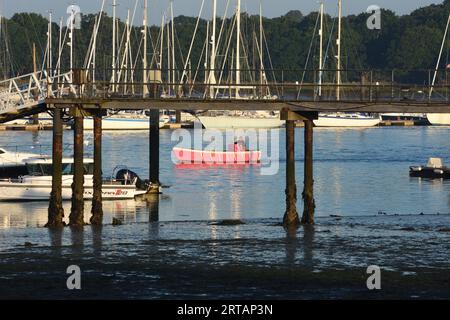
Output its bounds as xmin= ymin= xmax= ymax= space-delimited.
xmin=83 ymin=112 xmax=171 ymax=130
xmin=198 ymin=116 xmax=284 ymax=129
xmin=0 ymin=153 xmax=151 ymax=201
xmin=410 ymin=158 xmax=450 ymax=179
xmin=173 ymin=147 xmax=261 ymax=165
xmin=313 ymin=113 xmax=381 ymax=127
xmin=426 ymin=113 xmax=450 ymax=126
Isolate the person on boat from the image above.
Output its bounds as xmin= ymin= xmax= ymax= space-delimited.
xmin=210 ymin=137 xmax=217 ymax=151
xmin=233 ymin=139 xmax=239 ymax=152
xmin=236 ymin=137 xmax=247 ymax=152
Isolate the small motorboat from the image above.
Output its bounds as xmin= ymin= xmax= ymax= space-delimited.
xmin=173 ymin=147 xmax=261 ymax=165
xmin=410 ymin=158 xmax=450 ymax=179
xmin=0 ymin=152 xmax=152 ymax=201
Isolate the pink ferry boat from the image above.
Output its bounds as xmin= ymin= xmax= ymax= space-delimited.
xmin=173 ymin=147 xmax=261 ymax=165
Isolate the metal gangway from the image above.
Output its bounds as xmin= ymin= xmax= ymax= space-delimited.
xmin=0 ymin=71 xmax=72 ymax=124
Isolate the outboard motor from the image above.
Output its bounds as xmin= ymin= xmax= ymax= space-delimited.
xmin=116 ymin=169 xmax=149 ymax=190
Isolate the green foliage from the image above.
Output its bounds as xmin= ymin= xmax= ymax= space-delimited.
xmin=1 ymin=0 xmax=450 ymax=82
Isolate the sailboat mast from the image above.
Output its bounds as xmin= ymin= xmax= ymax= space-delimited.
xmin=69 ymin=7 xmax=74 ymax=80
xmin=430 ymin=13 xmax=450 ymax=99
xmin=336 ymin=0 xmax=342 ymax=101
xmin=159 ymin=15 xmax=165 ymax=70
xmin=259 ymin=1 xmax=263 ymax=97
xmin=112 ymin=0 xmax=117 ymax=90
xmin=236 ymin=0 xmax=241 ymax=98
xmin=318 ymin=2 xmax=324 ymax=98
xmin=209 ymin=0 xmax=217 ymax=98
xmin=143 ymin=0 xmax=148 ymax=97
xmin=167 ymin=14 xmax=171 ymax=94
xmin=205 ymin=20 xmax=209 ymax=86
xmin=47 ymin=12 xmax=52 ymax=74
xmin=170 ymin=1 xmax=176 ymax=95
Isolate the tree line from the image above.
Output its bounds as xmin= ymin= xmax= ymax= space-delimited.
xmin=1 ymin=0 xmax=450 ymax=84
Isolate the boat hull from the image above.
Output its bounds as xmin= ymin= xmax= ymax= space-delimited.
xmin=173 ymin=147 xmax=261 ymax=165
xmin=409 ymin=167 xmax=450 ymax=179
xmin=83 ymin=117 xmax=168 ymax=130
xmin=198 ymin=116 xmax=284 ymax=129
xmin=0 ymin=180 xmax=142 ymax=201
xmin=426 ymin=113 xmax=450 ymax=126
xmin=313 ymin=116 xmax=381 ymax=127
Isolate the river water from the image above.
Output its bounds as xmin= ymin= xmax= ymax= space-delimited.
xmin=0 ymin=127 xmax=450 ymax=299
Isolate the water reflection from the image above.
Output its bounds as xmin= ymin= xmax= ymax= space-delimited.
xmin=91 ymin=226 xmax=103 ymax=255
xmin=284 ymin=227 xmax=298 ymax=265
xmin=70 ymin=227 xmax=84 ymax=255
xmin=144 ymin=195 xmax=160 ymax=222
xmin=302 ymin=225 xmax=315 ymax=269
xmin=48 ymin=227 xmax=63 ymax=255
xmin=1 ymin=127 xmax=450 ymax=227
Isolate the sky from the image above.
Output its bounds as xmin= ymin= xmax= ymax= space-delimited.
xmin=0 ymin=0 xmax=444 ymax=25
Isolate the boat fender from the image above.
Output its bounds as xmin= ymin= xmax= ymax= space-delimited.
xmin=433 ymin=169 xmax=444 ymax=175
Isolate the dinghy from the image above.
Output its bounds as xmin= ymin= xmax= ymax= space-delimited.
xmin=173 ymin=147 xmax=261 ymax=165
xmin=410 ymin=158 xmax=450 ymax=179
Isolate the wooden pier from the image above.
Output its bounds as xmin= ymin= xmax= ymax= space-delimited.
xmin=5 ymin=67 xmax=450 ymax=229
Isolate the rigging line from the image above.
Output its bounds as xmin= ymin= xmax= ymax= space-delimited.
xmin=26 ymin=13 xmax=45 ymax=54
xmin=297 ymin=10 xmax=321 ymax=99
xmin=180 ymin=0 xmax=205 ymax=85
xmin=216 ymin=13 xmax=237 ymax=98
xmin=173 ymin=24 xmax=186 ymax=71
xmin=190 ymin=32 xmax=208 ymax=96
xmin=262 ymin=25 xmax=280 ymax=97
xmin=214 ymin=0 xmax=231 ymax=62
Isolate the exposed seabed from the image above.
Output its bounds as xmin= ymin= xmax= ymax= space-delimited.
xmin=1 ymin=214 xmax=450 ymax=299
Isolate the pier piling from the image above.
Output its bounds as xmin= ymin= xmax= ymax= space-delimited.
xmin=46 ymin=107 xmax=65 ymax=228
xmin=69 ymin=107 xmax=85 ymax=227
xmin=283 ymin=119 xmax=300 ymax=228
xmin=90 ymin=113 xmax=103 ymax=225
xmin=148 ymin=109 xmax=160 ymax=194
xmin=301 ymin=119 xmax=316 ymax=224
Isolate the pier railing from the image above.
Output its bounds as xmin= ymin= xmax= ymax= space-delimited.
xmin=48 ymin=68 xmax=450 ymax=104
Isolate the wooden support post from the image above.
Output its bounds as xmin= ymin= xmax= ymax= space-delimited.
xmin=69 ymin=107 xmax=85 ymax=227
xmin=46 ymin=107 xmax=65 ymax=228
xmin=90 ymin=114 xmax=103 ymax=225
xmin=149 ymin=109 xmax=160 ymax=193
xmin=175 ymin=110 xmax=182 ymax=124
xmin=283 ymin=120 xmax=300 ymax=228
xmin=301 ymin=119 xmax=315 ymax=224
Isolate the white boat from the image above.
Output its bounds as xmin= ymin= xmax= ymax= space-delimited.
xmin=426 ymin=114 xmax=450 ymax=126
xmin=313 ymin=113 xmax=381 ymax=127
xmin=198 ymin=115 xmax=284 ymax=129
xmin=83 ymin=113 xmax=171 ymax=130
xmin=0 ymin=153 xmax=149 ymax=201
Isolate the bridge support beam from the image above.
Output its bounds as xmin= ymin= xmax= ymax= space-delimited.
xmin=283 ymin=119 xmax=299 ymax=228
xmin=301 ymin=119 xmax=316 ymax=224
xmin=90 ymin=113 xmax=103 ymax=225
xmin=176 ymin=111 xmax=182 ymax=124
xmin=69 ymin=107 xmax=85 ymax=227
xmin=46 ymin=107 xmax=65 ymax=228
xmin=148 ymin=109 xmax=161 ymax=194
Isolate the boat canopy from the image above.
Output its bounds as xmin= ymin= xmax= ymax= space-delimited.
xmin=26 ymin=162 xmax=95 ymax=176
